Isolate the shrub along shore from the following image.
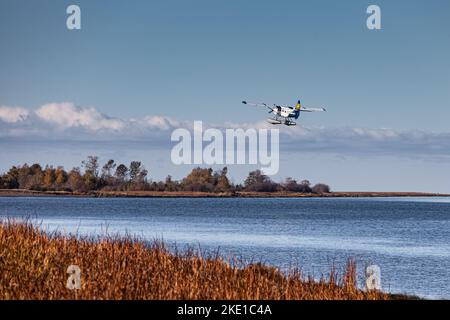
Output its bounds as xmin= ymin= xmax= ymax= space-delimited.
xmin=2 ymin=157 xmax=447 ymax=198
xmin=0 ymin=156 xmax=330 ymax=194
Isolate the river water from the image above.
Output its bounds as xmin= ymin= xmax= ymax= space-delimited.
xmin=1 ymin=196 xmax=449 ymax=299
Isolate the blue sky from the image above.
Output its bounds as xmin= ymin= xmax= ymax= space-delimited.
xmin=1 ymin=0 xmax=450 ymax=192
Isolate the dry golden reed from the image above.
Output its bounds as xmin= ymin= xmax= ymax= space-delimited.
xmin=0 ymin=220 xmax=391 ymax=300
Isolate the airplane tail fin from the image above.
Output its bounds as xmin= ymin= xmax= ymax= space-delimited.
xmin=294 ymin=100 xmax=301 ymax=119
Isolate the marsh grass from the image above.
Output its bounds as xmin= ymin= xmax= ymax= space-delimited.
xmin=0 ymin=219 xmax=390 ymax=300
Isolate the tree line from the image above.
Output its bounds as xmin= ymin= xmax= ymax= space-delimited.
xmin=0 ymin=156 xmax=330 ymax=194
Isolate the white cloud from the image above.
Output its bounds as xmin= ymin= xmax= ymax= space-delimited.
xmin=1 ymin=102 xmax=450 ymax=160
xmin=141 ymin=115 xmax=180 ymax=130
xmin=35 ymin=102 xmax=125 ymax=131
xmin=0 ymin=106 xmax=30 ymax=123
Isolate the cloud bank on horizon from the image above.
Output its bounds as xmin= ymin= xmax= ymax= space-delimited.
xmin=1 ymin=102 xmax=450 ymax=161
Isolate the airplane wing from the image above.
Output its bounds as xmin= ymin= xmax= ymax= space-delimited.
xmin=300 ymin=107 xmax=327 ymax=112
xmin=242 ymin=101 xmax=274 ymax=111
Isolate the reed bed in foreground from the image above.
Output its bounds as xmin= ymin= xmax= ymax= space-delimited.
xmin=0 ymin=220 xmax=390 ymax=300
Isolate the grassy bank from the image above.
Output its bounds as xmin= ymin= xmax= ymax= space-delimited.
xmin=0 ymin=220 xmax=396 ymax=300
xmin=1 ymin=189 xmax=449 ymax=198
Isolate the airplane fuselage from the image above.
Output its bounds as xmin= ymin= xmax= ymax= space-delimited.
xmin=272 ymin=106 xmax=299 ymax=119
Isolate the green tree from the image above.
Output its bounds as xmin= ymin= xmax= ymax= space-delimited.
xmin=164 ymin=175 xmax=178 ymax=191
xmin=22 ymin=163 xmax=43 ymax=190
xmin=81 ymin=156 xmax=100 ymax=190
xmin=101 ymin=160 xmax=116 ymax=179
xmin=215 ymin=167 xmax=231 ymax=192
xmin=55 ymin=166 xmax=68 ymax=187
xmin=1 ymin=166 xmax=19 ymax=189
xmin=283 ymin=178 xmax=312 ymax=193
xmin=129 ymin=161 xmax=147 ymax=182
xmin=244 ymin=170 xmax=278 ymax=192
xmin=67 ymin=167 xmax=85 ymax=192
xmin=244 ymin=170 xmax=267 ymax=188
xmin=182 ymin=167 xmax=215 ymax=192
xmin=82 ymin=156 xmax=99 ymax=178
xmin=115 ymin=164 xmax=129 ymax=181
xmin=312 ymin=183 xmax=330 ymax=194
xmin=43 ymin=166 xmax=56 ymax=189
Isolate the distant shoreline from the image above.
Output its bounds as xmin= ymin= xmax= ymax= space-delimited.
xmin=0 ymin=189 xmax=449 ymax=198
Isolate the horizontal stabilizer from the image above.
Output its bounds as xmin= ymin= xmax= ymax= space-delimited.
xmin=300 ymin=107 xmax=327 ymax=112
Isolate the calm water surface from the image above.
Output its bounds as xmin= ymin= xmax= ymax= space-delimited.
xmin=1 ymin=196 xmax=449 ymax=299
